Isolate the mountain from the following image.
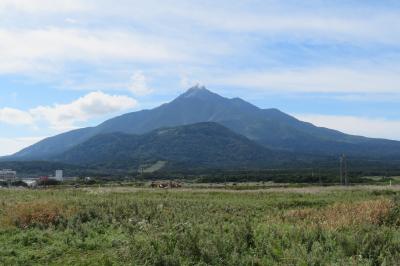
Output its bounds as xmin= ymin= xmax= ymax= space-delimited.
xmin=55 ymin=122 xmax=283 ymax=170
xmin=11 ymin=86 xmax=400 ymax=160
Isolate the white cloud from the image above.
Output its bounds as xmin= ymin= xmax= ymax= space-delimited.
xmin=332 ymin=94 xmax=400 ymax=103
xmin=0 ymin=28 xmax=183 ymax=75
xmin=179 ymin=76 xmax=202 ymax=90
xmin=213 ymin=67 xmax=400 ymax=94
xmin=11 ymin=0 xmax=396 ymax=44
xmin=2 ymin=1 xmax=397 ymax=75
xmin=128 ymin=71 xmax=153 ymax=96
xmin=65 ymin=18 xmax=78 ymax=24
xmin=0 ymin=92 xmax=137 ymax=131
xmin=184 ymin=11 xmax=400 ymax=44
xmin=3 ymin=1 xmax=399 ymax=92
xmin=79 ymin=1 xmax=400 ymax=45
xmin=0 ymin=136 xmax=46 ymax=156
xmin=295 ymin=114 xmax=400 ymax=141
xmin=30 ymin=91 xmax=137 ymax=131
xmin=0 ymin=107 xmax=34 ymax=126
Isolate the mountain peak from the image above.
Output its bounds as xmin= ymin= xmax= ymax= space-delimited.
xmin=188 ymin=84 xmax=207 ymax=91
xmin=179 ymin=85 xmax=217 ymax=99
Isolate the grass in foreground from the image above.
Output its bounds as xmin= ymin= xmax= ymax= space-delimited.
xmin=0 ymin=187 xmax=400 ymax=265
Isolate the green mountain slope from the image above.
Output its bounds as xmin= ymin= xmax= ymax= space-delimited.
xmin=56 ymin=122 xmax=284 ymax=170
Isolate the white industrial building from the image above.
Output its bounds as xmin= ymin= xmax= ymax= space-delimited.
xmin=55 ymin=170 xmax=63 ymax=181
xmin=0 ymin=169 xmax=17 ymax=180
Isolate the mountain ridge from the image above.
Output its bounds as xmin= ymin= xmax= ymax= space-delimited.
xmin=9 ymin=86 xmax=400 ymax=161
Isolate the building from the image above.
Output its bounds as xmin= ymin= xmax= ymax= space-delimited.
xmin=0 ymin=169 xmax=17 ymax=180
xmin=55 ymin=170 xmax=63 ymax=181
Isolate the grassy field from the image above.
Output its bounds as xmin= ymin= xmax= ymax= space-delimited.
xmin=1 ymin=185 xmax=400 ymax=265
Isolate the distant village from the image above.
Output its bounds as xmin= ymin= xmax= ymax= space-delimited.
xmin=0 ymin=168 xmax=188 ymax=190
xmin=0 ymin=169 xmax=72 ymax=188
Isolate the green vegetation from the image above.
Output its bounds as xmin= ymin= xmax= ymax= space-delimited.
xmin=1 ymin=186 xmax=400 ymax=265
xmin=56 ymin=122 xmax=278 ymax=170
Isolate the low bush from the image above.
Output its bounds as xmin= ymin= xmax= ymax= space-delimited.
xmin=284 ymin=199 xmax=393 ymax=230
xmin=1 ymin=201 xmax=75 ymax=229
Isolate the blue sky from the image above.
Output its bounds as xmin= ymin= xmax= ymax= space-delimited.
xmin=1 ymin=0 xmax=400 ymax=155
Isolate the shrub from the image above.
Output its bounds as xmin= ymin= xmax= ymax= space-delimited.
xmin=2 ymin=201 xmax=74 ymax=229
xmin=385 ymin=195 xmax=400 ymax=226
xmin=284 ymin=199 xmax=393 ymax=230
